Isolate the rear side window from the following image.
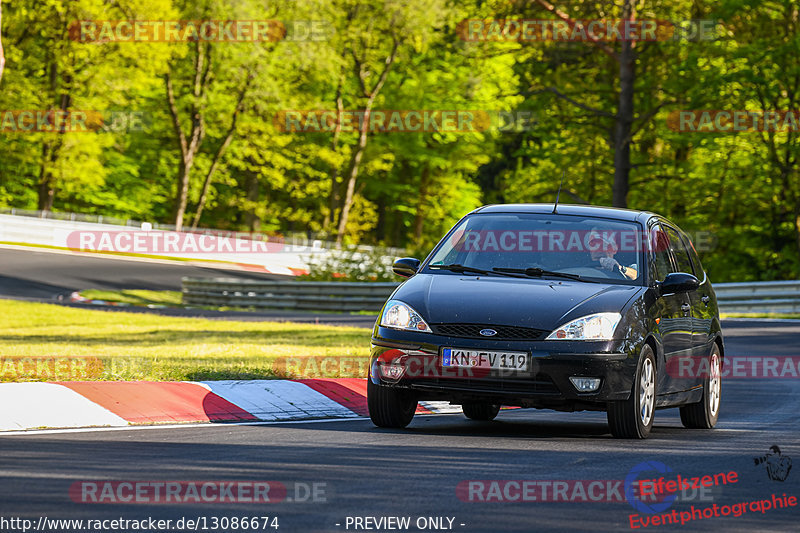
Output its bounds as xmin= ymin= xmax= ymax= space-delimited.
xmin=664 ymin=225 xmax=694 ymax=275
xmin=649 ymin=225 xmax=673 ymax=282
xmin=682 ymin=233 xmax=704 ymax=277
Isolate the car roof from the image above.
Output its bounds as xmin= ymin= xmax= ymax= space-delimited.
xmin=471 ymin=203 xmax=655 ymax=223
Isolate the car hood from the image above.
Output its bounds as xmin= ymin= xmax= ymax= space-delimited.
xmin=391 ymin=273 xmax=641 ymax=331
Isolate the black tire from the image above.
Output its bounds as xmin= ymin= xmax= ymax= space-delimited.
xmin=680 ymin=343 xmax=721 ymax=429
xmin=462 ymin=403 xmax=501 ymax=421
xmin=367 ymin=380 xmax=417 ymax=428
xmin=607 ymin=344 xmax=656 ymax=439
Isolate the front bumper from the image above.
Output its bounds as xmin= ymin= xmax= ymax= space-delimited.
xmin=369 ymin=327 xmax=640 ymax=410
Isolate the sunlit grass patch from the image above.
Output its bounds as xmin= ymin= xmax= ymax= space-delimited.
xmin=0 ymin=299 xmax=371 ymax=382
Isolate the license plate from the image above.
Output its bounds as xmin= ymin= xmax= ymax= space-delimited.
xmin=441 ymin=348 xmax=529 ymax=372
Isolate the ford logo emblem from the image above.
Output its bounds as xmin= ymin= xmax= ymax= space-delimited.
xmin=479 ymin=329 xmax=497 ymax=337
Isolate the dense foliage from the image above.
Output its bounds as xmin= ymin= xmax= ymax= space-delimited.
xmin=0 ymin=0 xmax=798 ymax=282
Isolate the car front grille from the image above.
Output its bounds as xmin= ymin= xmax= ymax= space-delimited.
xmin=431 ymin=323 xmax=548 ymax=341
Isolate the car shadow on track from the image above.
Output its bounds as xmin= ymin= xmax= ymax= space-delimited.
xmin=267 ymin=410 xmax=701 ymax=442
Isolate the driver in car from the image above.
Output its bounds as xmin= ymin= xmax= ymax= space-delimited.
xmin=587 ymin=230 xmax=639 ymax=280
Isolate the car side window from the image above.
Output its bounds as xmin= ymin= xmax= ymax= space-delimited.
xmin=649 ymin=224 xmax=673 ymax=282
xmin=664 ymin=225 xmax=694 ymax=275
xmin=681 ymin=233 xmax=704 ymax=278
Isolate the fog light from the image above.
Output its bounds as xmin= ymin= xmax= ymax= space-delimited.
xmin=569 ymin=377 xmax=601 ymax=392
xmin=379 ymin=363 xmax=406 ymax=381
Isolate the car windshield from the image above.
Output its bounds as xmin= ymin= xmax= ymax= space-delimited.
xmin=425 ymin=213 xmax=645 ymax=285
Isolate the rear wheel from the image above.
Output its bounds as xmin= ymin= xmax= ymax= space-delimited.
xmin=680 ymin=343 xmax=721 ymax=429
xmin=367 ymin=380 xmax=417 ymax=428
xmin=607 ymin=344 xmax=656 ymax=439
xmin=462 ymin=403 xmax=501 ymax=421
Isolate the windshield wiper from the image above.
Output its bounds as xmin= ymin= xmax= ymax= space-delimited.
xmin=492 ymin=267 xmax=588 ymax=282
xmin=429 ymin=263 xmax=525 ymax=279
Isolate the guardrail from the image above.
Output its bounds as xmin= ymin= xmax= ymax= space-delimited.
xmin=0 ymin=213 xmax=317 ymax=276
xmin=714 ymin=280 xmax=800 ymax=314
xmin=182 ymin=278 xmax=400 ymax=312
xmin=0 ymin=211 xmax=405 ymax=276
xmin=0 ymin=208 xmax=403 ymax=256
xmin=182 ymin=278 xmax=800 ymax=315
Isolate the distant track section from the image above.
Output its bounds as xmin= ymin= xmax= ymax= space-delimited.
xmin=0 ymin=247 xmax=379 ymax=326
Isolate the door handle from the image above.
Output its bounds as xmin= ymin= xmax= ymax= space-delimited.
xmin=701 ymin=295 xmax=710 ymax=305
xmin=681 ymin=303 xmax=691 ymax=314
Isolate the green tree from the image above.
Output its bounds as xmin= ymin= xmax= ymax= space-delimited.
xmin=0 ymin=1 xmax=6 ymax=85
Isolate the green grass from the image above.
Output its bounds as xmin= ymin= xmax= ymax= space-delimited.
xmin=721 ymin=313 xmax=800 ymax=319
xmin=80 ymin=289 xmax=183 ymax=307
xmin=77 ymin=288 xmax=378 ymax=315
xmin=0 ymin=299 xmax=371 ymax=382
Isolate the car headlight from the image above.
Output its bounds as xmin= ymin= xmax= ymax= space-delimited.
xmin=547 ymin=312 xmax=621 ymax=340
xmin=380 ymin=300 xmax=432 ymax=332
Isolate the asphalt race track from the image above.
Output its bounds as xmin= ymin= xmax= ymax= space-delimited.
xmin=1 ymin=320 xmax=799 ymax=532
xmin=0 ymin=247 xmax=376 ymax=327
xmin=0 ymin=246 xmax=293 ymax=297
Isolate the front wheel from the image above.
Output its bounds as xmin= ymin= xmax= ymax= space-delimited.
xmin=462 ymin=403 xmax=501 ymax=421
xmin=607 ymin=344 xmax=656 ymax=439
xmin=367 ymin=380 xmax=417 ymax=428
xmin=680 ymin=344 xmax=721 ymax=429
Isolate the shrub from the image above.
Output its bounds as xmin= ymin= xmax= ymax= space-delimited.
xmin=300 ymin=245 xmax=401 ymax=282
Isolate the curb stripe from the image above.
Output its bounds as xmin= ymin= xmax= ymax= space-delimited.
xmin=293 ymin=378 xmax=370 ymax=416
xmin=59 ymin=382 xmax=256 ymax=424
xmin=195 ymin=380 xmax=358 ymax=420
xmin=0 ymin=383 xmax=128 ymax=431
xmin=294 ymin=378 xmax=436 ymax=415
xmin=1 ymin=379 xmax=471 ymax=432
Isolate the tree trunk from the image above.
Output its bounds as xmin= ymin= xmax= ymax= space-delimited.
xmin=612 ymin=1 xmax=636 ymax=208
xmin=323 ymin=75 xmax=345 ymax=233
xmin=37 ymin=143 xmax=54 ymax=212
xmin=335 ymin=39 xmax=399 ymax=243
xmin=412 ymin=165 xmax=430 ymax=240
xmin=165 ymin=71 xmax=193 ymax=232
xmin=191 ymin=78 xmax=250 ymax=230
xmin=165 ymin=43 xmax=210 ymax=231
xmin=173 ymin=160 xmax=192 ymax=230
xmin=375 ymin=196 xmax=386 ymax=242
xmin=0 ymin=3 xmax=6 ymax=85
xmin=244 ymin=171 xmax=260 ymax=232
xmin=534 ymin=0 xmax=635 ymax=208
xmin=38 ymin=135 xmax=65 ymax=212
xmin=336 ymin=105 xmax=371 ymax=243
xmin=37 ymin=62 xmax=70 ymax=212
xmin=164 ymin=72 xmax=204 ymax=231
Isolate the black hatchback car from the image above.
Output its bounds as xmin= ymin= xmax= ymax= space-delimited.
xmin=367 ymin=204 xmax=723 ymax=438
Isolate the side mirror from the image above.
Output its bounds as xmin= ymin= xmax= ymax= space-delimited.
xmin=392 ymin=257 xmax=421 ymax=278
xmin=658 ymin=272 xmax=699 ymax=295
